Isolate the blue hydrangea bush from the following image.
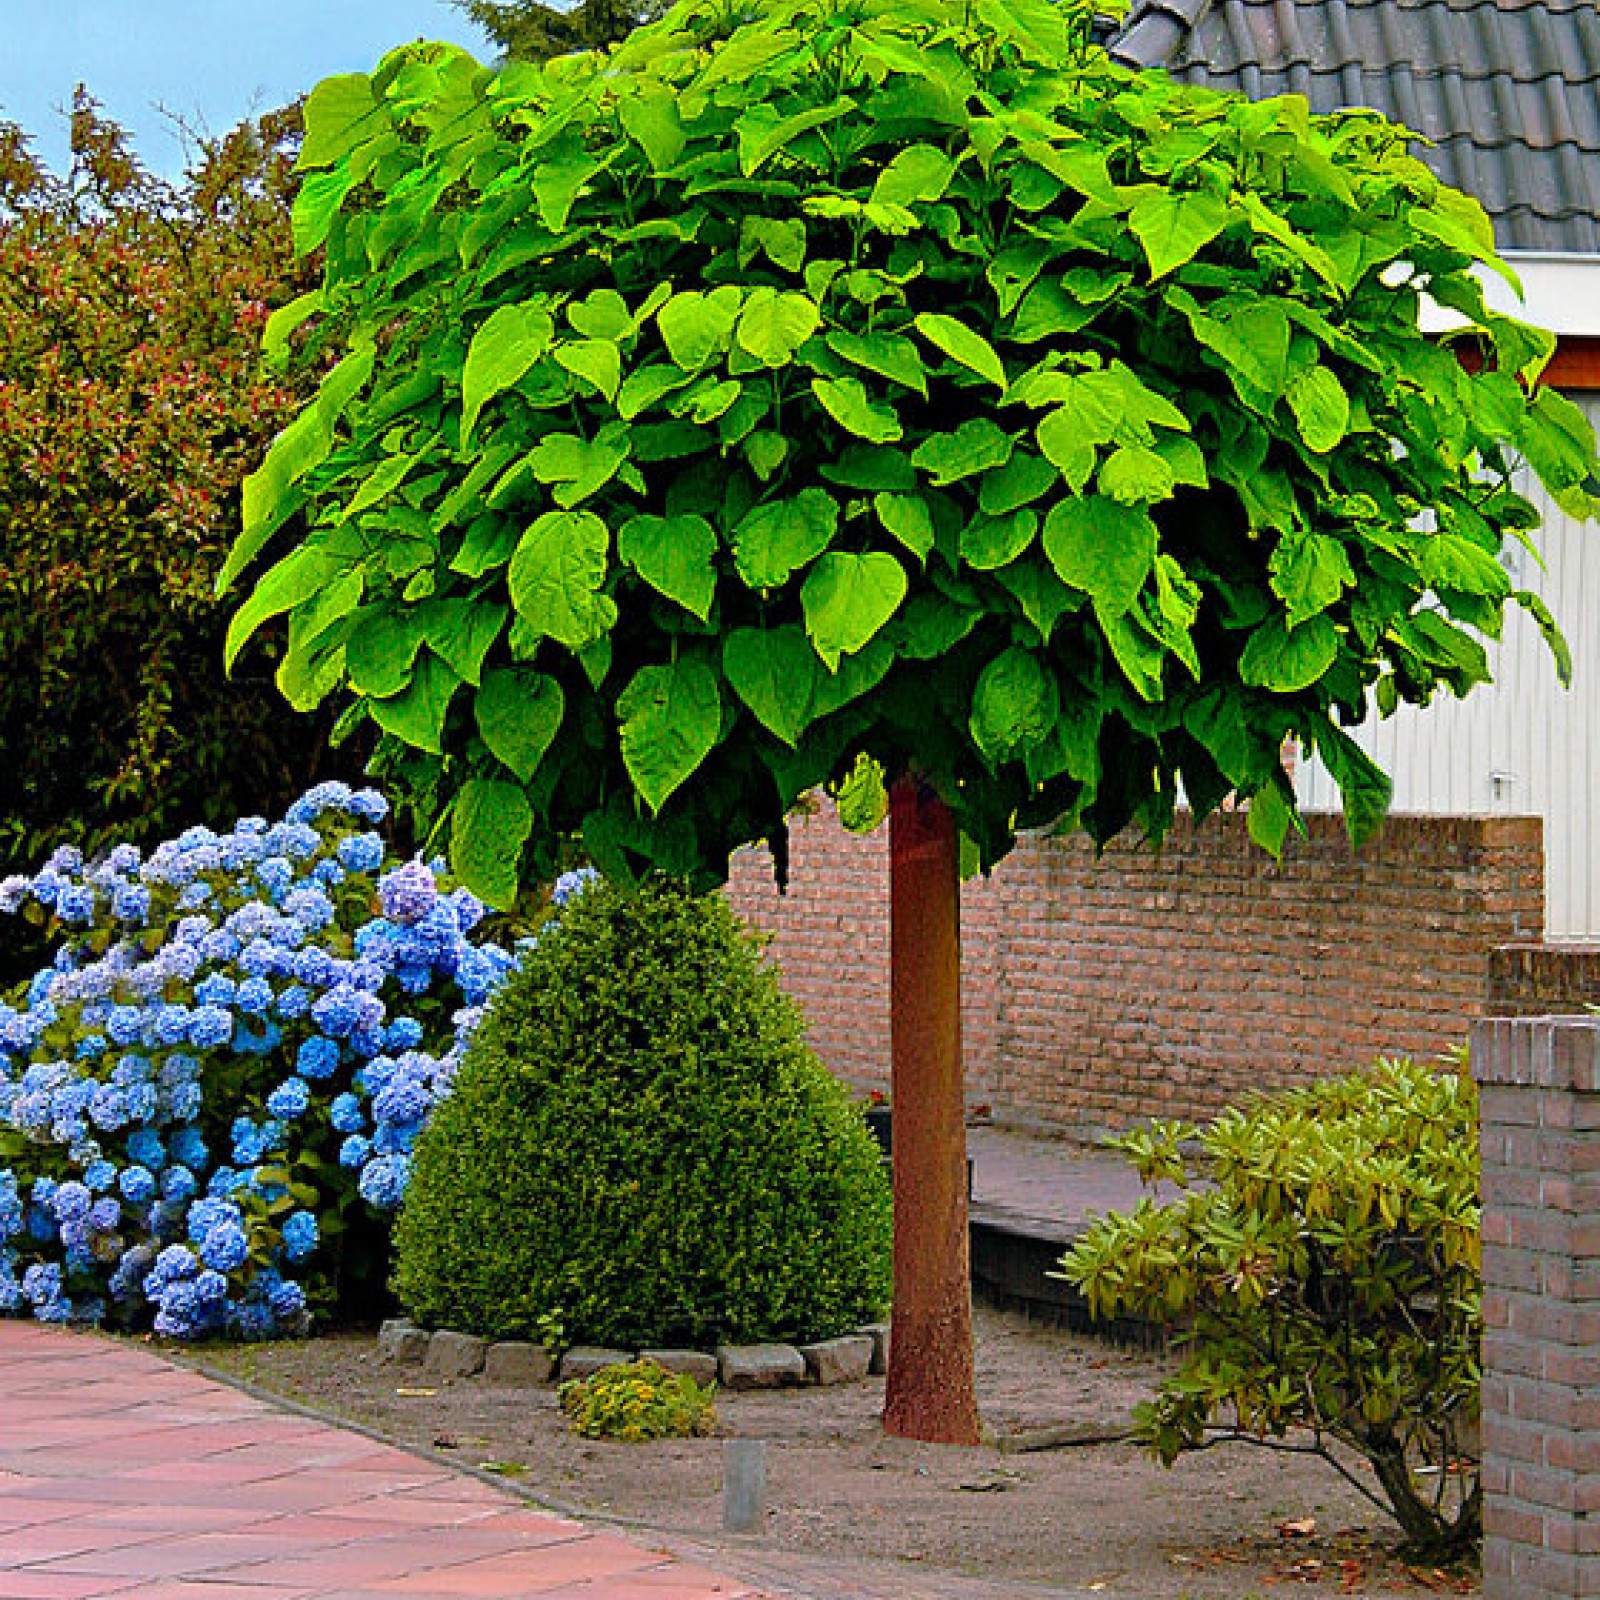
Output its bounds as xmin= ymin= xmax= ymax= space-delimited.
xmin=0 ymin=783 xmax=520 ymax=1339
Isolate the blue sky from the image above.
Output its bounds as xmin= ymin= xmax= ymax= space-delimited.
xmin=3 ymin=2 xmax=497 ymax=177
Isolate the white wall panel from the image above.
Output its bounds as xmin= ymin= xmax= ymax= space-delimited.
xmin=1297 ymin=394 xmax=1600 ymax=938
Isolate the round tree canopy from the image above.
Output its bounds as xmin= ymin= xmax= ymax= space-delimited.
xmin=225 ymin=0 xmax=1599 ymax=906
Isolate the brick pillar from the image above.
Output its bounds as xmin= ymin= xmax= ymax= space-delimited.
xmin=1472 ymin=1016 xmax=1600 ymax=1598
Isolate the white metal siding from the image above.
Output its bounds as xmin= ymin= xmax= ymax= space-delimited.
xmin=1296 ymin=394 xmax=1600 ymax=938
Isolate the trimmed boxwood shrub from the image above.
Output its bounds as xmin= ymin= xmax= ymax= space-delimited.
xmin=394 ymin=875 xmax=891 ymax=1348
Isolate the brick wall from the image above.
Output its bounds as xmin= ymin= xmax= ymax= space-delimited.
xmin=729 ymin=807 xmax=1544 ymax=1141
xmin=1472 ymin=1015 xmax=1600 ymax=1598
xmin=1490 ymin=945 xmax=1600 ymax=1017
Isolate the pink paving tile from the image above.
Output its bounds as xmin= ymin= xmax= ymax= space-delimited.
xmin=110 ymin=1584 xmax=320 ymax=1599
xmin=0 ymin=1519 xmax=164 ymax=1566
xmin=35 ymin=1525 xmax=383 ymax=1580
xmin=209 ymin=1522 xmax=587 ymax=1590
xmin=0 ymin=1571 xmax=149 ymax=1598
xmin=330 ymin=1491 xmax=505 ymax=1525
xmin=246 ymin=1511 xmax=459 ymax=1543
xmin=366 ymin=1532 xmax=672 ymax=1595
xmin=0 ymin=1497 xmax=119 ymax=1532
xmin=70 ymin=1506 xmax=264 ymax=1537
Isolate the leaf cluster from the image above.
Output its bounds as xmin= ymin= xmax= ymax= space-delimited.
xmin=227 ymin=0 xmax=1600 ymax=905
xmin=1060 ymin=1054 xmax=1482 ymax=1559
xmin=0 ymin=93 xmax=364 ymax=906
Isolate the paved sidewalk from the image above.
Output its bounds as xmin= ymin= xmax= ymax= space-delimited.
xmin=967 ymin=1126 xmax=1150 ymax=1245
xmin=0 ymin=1137 xmax=1147 ymax=1600
xmin=0 ymin=1319 xmax=759 ymax=1600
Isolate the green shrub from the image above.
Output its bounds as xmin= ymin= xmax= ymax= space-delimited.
xmin=0 ymin=94 xmax=361 ymax=916
xmin=393 ymin=876 xmax=892 ymax=1349
xmin=1060 ymin=1055 xmax=1481 ymax=1560
xmin=560 ymin=1358 xmax=715 ymax=1442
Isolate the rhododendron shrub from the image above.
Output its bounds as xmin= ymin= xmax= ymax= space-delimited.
xmin=0 ymin=784 xmax=516 ymax=1339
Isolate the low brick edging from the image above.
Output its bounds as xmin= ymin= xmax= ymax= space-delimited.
xmin=1473 ymin=1014 xmax=1600 ymax=1598
xmin=379 ymin=1319 xmax=888 ymax=1390
xmin=730 ymin=805 xmax=1544 ymax=1140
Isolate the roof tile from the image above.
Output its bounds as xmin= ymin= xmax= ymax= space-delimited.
xmin=1110 ymin=0 xmax=1600 ymax=253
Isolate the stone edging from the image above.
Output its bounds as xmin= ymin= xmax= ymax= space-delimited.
xmin=378 ymin=1318 xmax=889 ymax=1390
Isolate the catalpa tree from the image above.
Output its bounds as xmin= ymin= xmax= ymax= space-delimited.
xmin=225 ymin=0 xmax=1598 ymax=1443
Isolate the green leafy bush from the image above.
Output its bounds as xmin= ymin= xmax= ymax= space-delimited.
xmin=393 ymin=876 xmax=892 ymax=1348
xmin=560 ymin=1358 xmax=716 ymax=1442
xmin=0 ymin=95 xmax=358 ymax=911
xmin=1060 ymin=1055 xmax=1481 ymax=1559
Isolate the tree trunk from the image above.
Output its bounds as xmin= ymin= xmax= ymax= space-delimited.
xmin=882 ymin=774 xmax=981 ymax=1445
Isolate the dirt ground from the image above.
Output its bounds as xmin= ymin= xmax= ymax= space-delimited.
xmin=174 ymin=1305 xmax=1477 ymax=1600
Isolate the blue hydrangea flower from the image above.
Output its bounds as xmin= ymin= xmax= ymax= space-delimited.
xmin=127 ymin=1130 xmax=165 ymax=1168
xmin=170 ymin=1128 xmax=208 ymax=1170
xmin=265 ymin=1078 xmax=310 ymax=1120
xmin=378 ymin=861 xmax=437 ymax=927
xmin=338 ymin=1134 xmax=372 ymax=1169
xmin=235 ymin=978 xmax=274 ymax=1016
xmin=281 ymin=1211 xmax=318 ymax=1262
xmin=329 ymin=1093 xmax=365 ymax=1135
xmin=160 ymin=1166 xmax=197 ymax=1203
xmin=337 ymin=833 xmax=385 ymax=874
xmin=296 ymin=1037 xmax=340 ymax=1080
xmin=187 ymin=1006 xmax=234 ymax=1050
xmin=112 ymin=884 xmax=152 ymax=924
xmin=118 ymin=1166 xmax=157 ymax=1204
xmin=197 ymin=1221 xmax=249 ymax=1274
xmin=357 ymin=1154 xmax=410 ymax=1210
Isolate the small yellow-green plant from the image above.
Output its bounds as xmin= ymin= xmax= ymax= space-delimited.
xmin=559 ymin=1358 xmax=716 ymax=1443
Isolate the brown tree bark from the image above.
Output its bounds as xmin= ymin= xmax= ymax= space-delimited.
xmin=882 ymin=774 xmax=981 ymax=1445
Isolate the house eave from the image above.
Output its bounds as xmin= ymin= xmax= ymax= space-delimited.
xmin=1420 ymin=252 xmax=1600 ymax=342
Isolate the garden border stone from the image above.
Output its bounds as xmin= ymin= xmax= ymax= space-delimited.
xmin=798 ymin=1335 xmax=873 ymax=1387
xmin=716 ymin=1344 xmax=807 ymax=1390
xmin=558 ymin=1346 xmax=633 ymax=1382
xmin=424 ymin=1331 xmax=487 ymax=1380
xmin=484 ymin=1341 xmax=555 ymax=1384
xmin=639 ymin=1349 xmax=719 ymax=1386
xmin=377 ymin=1319 xmax=430 ymax=1367
xmin=393 ymin=1325 xmax=886 ymax=1390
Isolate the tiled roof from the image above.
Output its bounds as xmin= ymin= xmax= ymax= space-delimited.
xmin=1108 ymin=0 xmax=1600 ymax=256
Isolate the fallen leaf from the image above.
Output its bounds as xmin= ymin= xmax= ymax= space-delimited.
xmin=1277 ymin=1517 xmax=1317 ymax=1539
xmin=395 ymin=1386 xmax=437 ymax=1397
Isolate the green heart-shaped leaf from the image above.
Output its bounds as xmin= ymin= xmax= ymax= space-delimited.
xmin=618 ymin=657 xmax=722 ymax=812
xmin=801 ymin=551 xmax=908 ymax=669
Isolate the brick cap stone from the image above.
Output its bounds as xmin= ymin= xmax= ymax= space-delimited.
xmin=558 ymin=1346 xmax=633 ymax=1382
xmin=484 ymin=1341 xmax=556 ymax=1384
xmin=1473 ymin=1016 xmax=1600 ymax=1093
xmin=798 ymin=1335 xmax=873 ymax=1386
xmin=716 ymin=1343 xmax=807 ymax=1389
xmin=424 ymin=1330 xmax=487 ymax=1380
xmin=638 ymin=1349 xmax=719 ymax=1386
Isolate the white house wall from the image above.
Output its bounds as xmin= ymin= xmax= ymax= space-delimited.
xmin=1295 ymin=393 xmax=1600 ymax=940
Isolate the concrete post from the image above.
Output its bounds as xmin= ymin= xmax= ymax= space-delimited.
xmin=1473 ymin=1015 xmax=1600 ymax=1597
